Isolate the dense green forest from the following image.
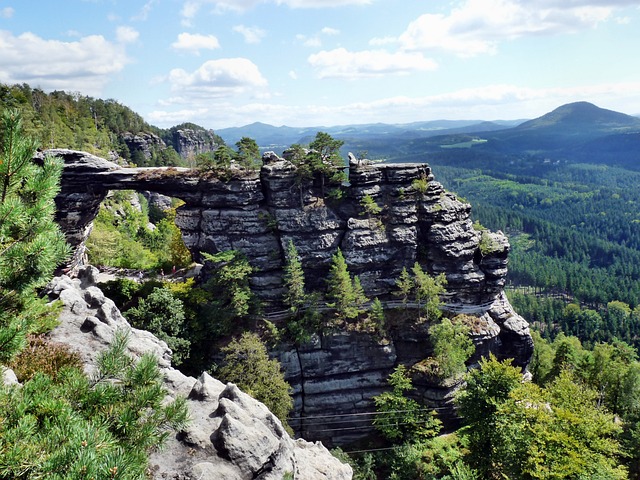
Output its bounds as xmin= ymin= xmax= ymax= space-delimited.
xmin=0 ymin=82 xmax=223 ymax=167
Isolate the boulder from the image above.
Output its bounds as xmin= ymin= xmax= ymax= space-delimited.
xmin=45 ymin=266 xmax=352 ymax=480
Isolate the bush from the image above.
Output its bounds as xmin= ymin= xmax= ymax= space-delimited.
xmin=10 ymin=335 xmax=83 ymax=382
xmin=373 ymin=365 xmax=441 ymax=443
xmin=124 ymin=287 xmax=190 ymax=366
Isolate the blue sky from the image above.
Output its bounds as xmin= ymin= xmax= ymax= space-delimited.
xmin=1 ymin=0 xmax=639 ymax=129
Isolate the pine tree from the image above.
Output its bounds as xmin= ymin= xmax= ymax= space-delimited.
xmin=283 ymin=240 xmax=306 ymax=313
xmin=412 ymin=262 xmax=446 ymax=322
xmin=352 ymin=275 xmax=369 ymax=320
xmin=369 ymin=297 xmax=386 ymax=337
xmin=326 ymin=248 xmax=358 ymax=322
xmin=373 ymin=365 xmax=442 ymax=443
xmin=0 ymin=108 xmax=70 ymax=363
xmin=308 ymin=132 xmax=346 ymax=198
xmin=395 ymin=267 xmax=414 ymax=312
xmin=235 ymin=136 xmax=261 ymax=170
xmin=282 ymin=240 xmax=319 ymax=344
xmin=0 ymin=330 xmax=190 ymax=478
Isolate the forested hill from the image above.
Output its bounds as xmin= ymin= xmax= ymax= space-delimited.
xmin=0 ymin=83 xmax=222 ymax=166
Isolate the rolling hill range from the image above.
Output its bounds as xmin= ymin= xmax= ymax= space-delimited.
xmin=216 ymin=118 xmax=524 ymax=155
xmin=394 ymin=102 xmax=640 ymax=169
xmin=218 ymin=102 xmax=640 ymax=170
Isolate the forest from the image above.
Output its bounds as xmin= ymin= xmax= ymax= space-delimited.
xmin=397 ymin=154 xmax=640 ymax=349
xmin=3 ymin=84 xmax=640 ymax=478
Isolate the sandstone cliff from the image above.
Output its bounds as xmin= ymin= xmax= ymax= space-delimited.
xmin=49 ymin=148 xmax=533 ymax=444
xmin=166 ymin=125 xmax=222 ymax=159
xmin=44 ymin=265 xmax=352 ymax=480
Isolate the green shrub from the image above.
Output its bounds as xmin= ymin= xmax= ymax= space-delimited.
xmin=10 ymin=335 xmax=83 ymax=382
xmin=373 ymin=365 xmax=441 ymax=443
xmin=478 ymin=230 xmax=501 ymax=256
xmin=411 ymin=175 xmax=429 ymax=194
xmin=125 ymin=287 xmax=190 ymax=366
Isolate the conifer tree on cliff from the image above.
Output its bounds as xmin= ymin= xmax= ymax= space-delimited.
xmin=0 ymin=108 xmax=69 ymax=363
xmin=308 ymin=131 xmax=346 ymax=198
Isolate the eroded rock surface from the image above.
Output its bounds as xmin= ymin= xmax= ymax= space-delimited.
xmin=49 ymin=149 xmax=533 ymax=444
xmin=45 ymin=266 xmax=352 ymax=480
xmin=52 ymin=149 xmax=514 ymax=307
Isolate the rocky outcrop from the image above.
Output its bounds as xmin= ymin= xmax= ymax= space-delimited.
xmin=45 ymin=266 xmax=352 ymax=480
xmin=122 ymin=131 xmax=166 ymax=161
xmin=49 ymin=148 xmax=533 ymax=444
xmin=168 ymin=127 xmax=222 ymax=159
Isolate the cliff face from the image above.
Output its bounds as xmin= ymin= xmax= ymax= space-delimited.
xmin=168 ymin=127 xmax=222 ymax=159
xmin=50 ymin=148 xmax=534 ymax=444
xmin=120 ymin=127 xmax=220 ymax=165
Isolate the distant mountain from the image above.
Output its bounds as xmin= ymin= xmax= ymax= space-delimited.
xmin=486 ymin=102 xmax=640 ymax=151
xmin=395 ymin=102 xmax=640 ymax=169
xmin=216 ymin=118 xmax=526 ymax=156
xmin=514 ymin=101 xmax=640 ymax=134
xmin=214 ymin=102 xmax=640 ymax=169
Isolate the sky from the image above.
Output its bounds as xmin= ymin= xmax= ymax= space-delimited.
xmin=1 ymin=0 xmax=639 ymax=130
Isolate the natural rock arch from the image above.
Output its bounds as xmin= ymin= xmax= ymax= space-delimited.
xmin=52 ymin=148 xmax=506 ymax=305
xmin=50 ymin=148 xmax=534 ymax=444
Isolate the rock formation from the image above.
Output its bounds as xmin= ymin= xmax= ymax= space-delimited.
xmin=122 ymin=131 xmax=166 ymax=161
xmin=49 ymin=148 xmax=534 ymax=444
xmin=168 ymin=126 xmax=222 ymax=159
xmin=45 ymin=265 xmax=353 ymax=480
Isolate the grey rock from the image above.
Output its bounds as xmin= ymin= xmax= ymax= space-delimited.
xmin=169 ymin=128 xmax=221 ymax=159
xmin=45 ymin=269 xmax=352 ymax=480
xmin=122 ymin=132 xmax=166 ymax=161
xmin=142 ymin=191 xmax=173 ymax=211
xmin=2 ymin=367 xmax=18 ymax=386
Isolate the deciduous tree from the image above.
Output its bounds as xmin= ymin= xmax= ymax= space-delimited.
xmin=373 ymin=365 xmax=441 ymax=443
xmin=218 ymin=332 xmax=293 ymax=428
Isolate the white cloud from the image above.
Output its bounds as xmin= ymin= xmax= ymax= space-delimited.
xmin=0 ymin=7 xmax=14 ymax=18
xmin=180 ymin=1 xmax=200 ymax=26
xmin=280 ymin=0 xmax=371 ymax=6
xmin=132 ymin=0 xmax=158 ymax=21
xmin=321 ymin=27 xmax=340 ymax=36
xmin=369 ymin=35 xmax=396 ymax=46
xmin=296 ymin=34 xmax=322 ymax=47
xmin=147 ymin=80 xmax=640 ymax=130
xmin=116 ymin=26 xmax=139 ymax=44
xmin=295 ymin=26 xmax=341 ymax=48
xmin=289 ymin=70 xmax=298 ymax=80
xmin=180 ymin=0 xmax=371 ymax=18
xmin=0 ymin=31 xmax=129 ymax=95
xmin=233 ymin=25 xmax=266 ymax=44
xmin=399 ymin=0 xmax=620 ymax=57
xmin=166 ymin=58 xmax=268 ymax=100
xmin=308 ymin=48 xmax=438 ymax=79
xmin=148 ymin=107 xmax=211 ymax=125
xmin=171 ymin=32 xmax=220 ymax=54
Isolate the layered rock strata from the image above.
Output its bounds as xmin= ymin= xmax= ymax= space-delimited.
xmin=52 ymin=149 xmax=513 ymax=306
xmin=50 ymin=148 xmax=534 ymax=444
xmin=45 ymin=266 xmax=352 ymax=480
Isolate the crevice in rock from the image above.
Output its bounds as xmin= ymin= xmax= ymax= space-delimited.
xmin=294 ymin=344 xmax=307 ymax=437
